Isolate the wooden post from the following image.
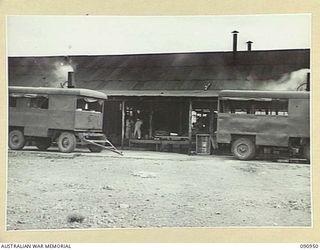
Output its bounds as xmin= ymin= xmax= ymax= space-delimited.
xmin=188 ymin=100 xmax=193 ymax=154
xmin=179 ymin=102 xmax=183 ymax=135
xmin=121 ymin=100 xmax=125 ymax=149
xmin=209 ymin=104 xmax=215 ymax=154
xmin=149 ymin=104 xmax=153 ymax=139
xmin=209 ymin=105 xmax=214 ymax=135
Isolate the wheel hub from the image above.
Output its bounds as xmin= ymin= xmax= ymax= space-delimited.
xmin=62 ymin=138 xmax=70 ymax=148
xmin=12 ymin=135 xmax=19 ymax=144
xmin=237 ymin=144 xmax=248 ymax=154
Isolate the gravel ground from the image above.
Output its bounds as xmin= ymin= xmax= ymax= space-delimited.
xmin=6 ymin=147 xmax=311 ymax=230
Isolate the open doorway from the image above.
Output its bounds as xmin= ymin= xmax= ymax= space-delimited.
xmin=125 ymin=101 xmax=189 ymax=141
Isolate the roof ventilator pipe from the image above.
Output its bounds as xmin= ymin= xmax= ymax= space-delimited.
xmin=246 ymin=41 xmax=253 ymax=51
xmin=68 ymin=71 xmax=75 ymax=88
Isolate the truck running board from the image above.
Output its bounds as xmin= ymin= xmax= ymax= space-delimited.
xmin=80 ymin=136 xmax=123 ymax=156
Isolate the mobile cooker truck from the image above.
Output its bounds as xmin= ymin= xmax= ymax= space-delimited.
xmin=215 ymin=90 xmax=310 ymax=160
xmin=8 ymin=86 xmax=122 ymax=155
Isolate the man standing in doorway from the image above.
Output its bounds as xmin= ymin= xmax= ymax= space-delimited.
xmin=125 ymin=115 xmax=134 ymax=139
xmin=134 ymin=118 xmax=143 ymax=139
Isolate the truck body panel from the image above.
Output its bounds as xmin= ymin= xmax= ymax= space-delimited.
xmin=216 ymin=90 xmax=309 ymax=147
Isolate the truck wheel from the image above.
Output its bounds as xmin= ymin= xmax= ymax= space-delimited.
xmin=231 ymin=137 xmax=256 ymax=160
xmin=9 ymin=130 xmax=26 ymax=150
xmin=35 ymin=138 xmax=52 ymax=151
xmin=87 ymin=144 xmax=103 ymax=153
xmin=57 ymin=132 xmax=76 ymax=153
xmin=303 ymin=143 xmax=310 ymax=161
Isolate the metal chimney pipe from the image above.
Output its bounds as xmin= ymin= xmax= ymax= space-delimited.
xmin=67 ymin=71 xmax=75 ymax=88
xmin=232 ymin=31 xmax=239 ymax=62
xmin=306 ymin=72 xmax=310 ymax=91
xmin=246 ymin=41 xmax=253 ymax=51
xmin=232 ymin=31 xmax=239 ymax=52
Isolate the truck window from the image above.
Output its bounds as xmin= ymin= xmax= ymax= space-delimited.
xmin=220 ymin=100 xmax=254 ymax=114
xmin=9 ymin=97 xmax=17 ymax=107
xmin=29 ymin=96 xmax=49 ymax=109
xmin=76 ymin=97 xmax=103 ymax=112
xmin=9 ymin=95 xmax=48 ymax=109
xmin=220 ymin=98 xmax=288 ymax=116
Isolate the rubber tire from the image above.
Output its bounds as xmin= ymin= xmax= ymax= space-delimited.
xmin=87 ymin=144 xmax=103 ymax=153
xmin=9 ymin=130 xmax=26 ymax=150
xmin=303 ymin=143 xmax=310 ymax=161
xmin=35 ymin=137 xmax=52 ymax=151
xmin=231 ymin=137 xmax=256 ymax=160
xmin=57 ymin=132 xmax=76 ymax=153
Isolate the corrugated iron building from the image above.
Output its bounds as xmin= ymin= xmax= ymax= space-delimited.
xmin=8 ymin=49 xmax=310 ymax=152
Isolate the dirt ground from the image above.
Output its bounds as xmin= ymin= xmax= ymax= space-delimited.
xmin=6 ymin=147 xmax=311 ymax=230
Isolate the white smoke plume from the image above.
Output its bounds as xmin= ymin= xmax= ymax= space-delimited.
xmin=53 ymin=57 xmax=76 ymax=87
xmin=250 ymin=68 xmax=310 ymax=91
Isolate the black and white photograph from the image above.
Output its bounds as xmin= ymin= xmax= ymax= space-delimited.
xmin=6 ymin=14 xmax=311 ymax=230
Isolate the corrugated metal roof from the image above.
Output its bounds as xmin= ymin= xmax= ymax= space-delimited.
xmin=8 ymin=49 xmax=310 ymax=95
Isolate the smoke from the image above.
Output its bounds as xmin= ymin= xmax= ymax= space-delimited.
xmin=249 ymin=68 xmax=310 ymax=91
xmin=53 ymin=57 xmax=76 ymax=86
